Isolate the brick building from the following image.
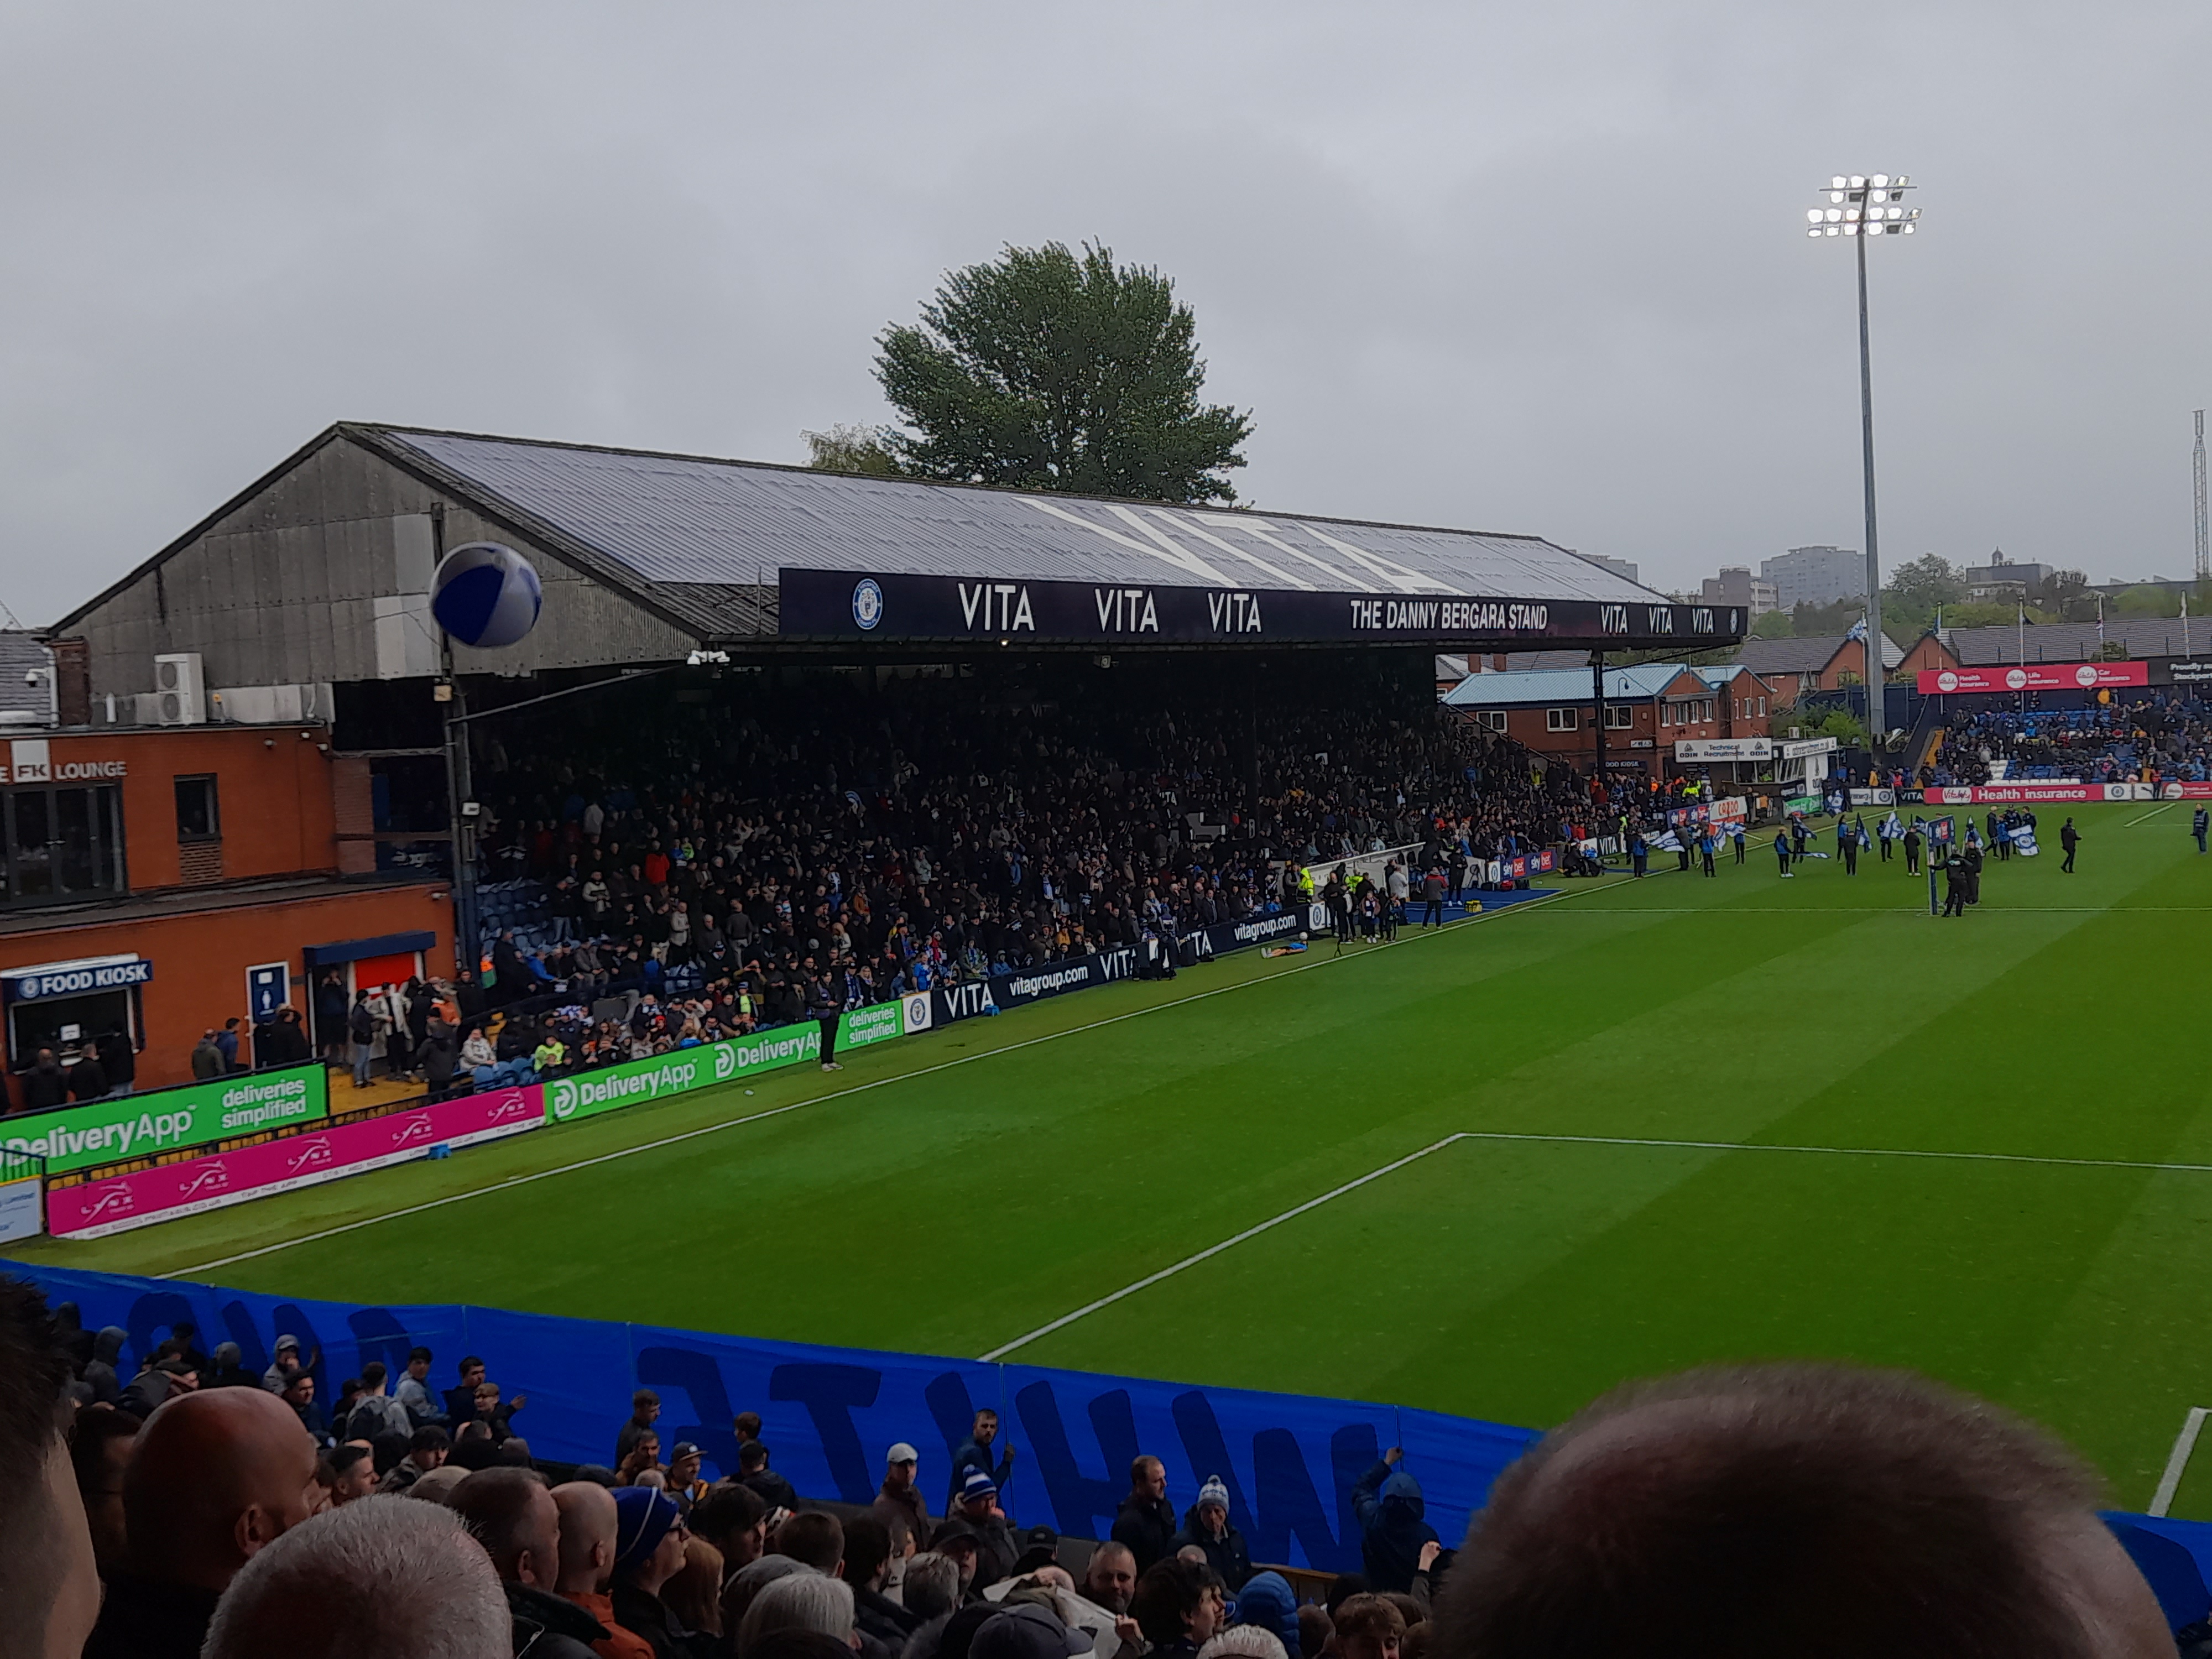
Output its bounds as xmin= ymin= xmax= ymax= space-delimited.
xmin=0 ymin=726 xmax=450 ymax=1095
xmin=1442 ymin=661 xmax=1780 ymax=782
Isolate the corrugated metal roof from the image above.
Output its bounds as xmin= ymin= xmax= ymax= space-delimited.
xmin=373 ymin=427 xmax=1671 ymax=611
xmin=1443 ymin=662 xmax=1693 ymax=707
xmin=0 ymin=632 xmax=53 ymax=723
xmin=1939 ymin=618 xmax=2211 ymax=665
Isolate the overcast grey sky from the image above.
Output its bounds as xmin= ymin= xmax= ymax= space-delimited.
xmin=3 ymin=2 xmax=2206 ymax=622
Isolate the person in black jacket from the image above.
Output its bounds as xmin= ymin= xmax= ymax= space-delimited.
xmin=96 ymin=1026 xmax=135 ymax=1094
xmin=67 ymin=1046 xmax=108 ymax=1102
xmin=18 ymin=1047 xmax=66 ymax=1110
xmin=946 ymin=1409 xmax=1015 ymax=1512
xmin=1111 ymin=1457 xmax=1177 ymax=1575
xmin=1350 ymin=1449 xmax=1437 ymax=1594
xmin=738 ymin=1439 xmax=799 ymax=1512
xmin=1168 ymin=1476 xmax=1251 ymax=1590
xmin=608 ymin=1485 xmax=706 ymax=1659
xmin=842 ymin=1514 xmax=920 ymax=1650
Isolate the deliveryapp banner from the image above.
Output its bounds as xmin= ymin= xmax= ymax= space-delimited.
xmin=2 ymin=1064 xmax=327 ymax=1174
xmin=543 ymin=1029 xmax=820 ymax=1124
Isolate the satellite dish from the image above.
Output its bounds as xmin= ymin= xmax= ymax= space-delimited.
xmin=430 ymin=543 xmax=542 ymax=648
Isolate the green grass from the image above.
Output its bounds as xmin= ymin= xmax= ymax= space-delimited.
xmin=23 ymin=799 xmax=2212 ymax=1510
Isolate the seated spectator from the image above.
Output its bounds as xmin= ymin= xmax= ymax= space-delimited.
xmin=1170 ymin=1476 xmax=1251 ymax=1590
xmin=1431 ymin=1363 xmax=2174 ymax=1657
xmin=122 ymin=1354 xmax=200 ymax=1420
xmin=1079 ymin=1541 xmax=1138 ymax=1618
xmin=449 ymin=1465 xmax=609 ymax=1659
xmin=666 ymin=1537 xmax=727 ymax=1644
xmin=86 ymin=1385 xmax=318 ymax=1659
xmin=407 ymin=1464 xmax=471 ymax=1504
xmin=393 ymin=1347 xmax=444 ymax=1427
xmin=380 ymin=1424 xmax=452 ymax=1494
xmin=610 ymin=1484 xmax=700 ymax=1659
xmin=923 ymin=1522 xmax=983 ymax=1604
xmin=724 ymin=1553 xmax=811 ymax=1634
xmin=342 ymin=1359 xmax=411 ymax=1442
xmin=451 ymin=1420 xmax=502 ymax=1471
xmin=84 ymin=1324 xmax=127 ymax=1405
xmin=740 ymin=1438 xmax=800 ymax=1511
xmin=1296 ymin=1606 xmax=1334 ymax=1659
xmin=200 ymin=1494 xmax=508 ymax=1658
xmin=1129 ymin=1558 xmax=1223 ymax=1659
xmin=442 ymin=1354 xmax=488 ymax=1426
xmin=0 ymin=1279 xmax=99 ymax=1659
xmin=259 ymin=1333 xmax=309 ymax=1393
xmin=1329 ymin=1596 xmax=1402 ymax=1659
xmin=973 ymin=1600 xmax=1097 ymax=1659
xmin=278 ymin=1372 xmax=327 ymax=1443
xmin=204 ymin=1342 xmax=260 ymax=1390
xmin=1351 ymin=1451 xmax=1435 ymax=1595
xmin=1202 ymin=1631 xmax=1287 ymax=1659
xmin=550 ymin=1480 xmax=655 ymax=1659
xmin=668 ymin=1440 xmax=709 ymax=1510
xmin=618 ymin=1431 xmax=665 ymax=1485
xmin=741 ymin=1572 xmax=859 ymax=1656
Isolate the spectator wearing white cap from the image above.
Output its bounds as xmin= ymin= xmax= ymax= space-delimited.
xmin=874 ymin=1441 xmax=933 ymax=1550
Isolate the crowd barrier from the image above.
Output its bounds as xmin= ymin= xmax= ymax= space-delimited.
xmin=8 ymin=1259 xmax=1535 ymax=1571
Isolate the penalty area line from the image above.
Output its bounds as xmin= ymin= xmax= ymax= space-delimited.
xmin=159 ymin=895 xmax=1568 ymax=1282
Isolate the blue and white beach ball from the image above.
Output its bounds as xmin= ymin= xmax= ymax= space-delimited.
xmin=430 ymin=542 xmax=543 ymax=648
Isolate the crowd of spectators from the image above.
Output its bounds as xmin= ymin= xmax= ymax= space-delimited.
xmin=328 ymin=665 xmax=1613 ymax=1095
xmin=1928 ymin=695 xmax=2212 ymax=787
xmin=8 ymin=1275 xmax=2189 ymax=1658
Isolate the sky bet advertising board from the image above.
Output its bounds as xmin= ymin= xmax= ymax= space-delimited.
xmin=2 ymin=1064 xmax=327 ymax=1174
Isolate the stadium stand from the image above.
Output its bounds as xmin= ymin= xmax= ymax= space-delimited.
xmin=1927 ymin=694 xmax=2212 ymax=787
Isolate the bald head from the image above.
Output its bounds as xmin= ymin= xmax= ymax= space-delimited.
xmin=126 ymin=1386 xmax=317 ymax=1592
xmin=552 ymin=1480 xmax=619 ymax=1595
xmin=1436 ymin=1364 xmax=2172 ymax=1659
xmin=448 ymin=1467 xmax=559 ymax=1588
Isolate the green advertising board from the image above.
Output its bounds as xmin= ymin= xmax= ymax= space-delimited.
xmin=544 ymin=1027 xmax=821 ymax=1124
xmin=836 ymin=1003 xmax=905 ymax=1052
xmin=1 ymin=1063 xmax=329 ymax=1173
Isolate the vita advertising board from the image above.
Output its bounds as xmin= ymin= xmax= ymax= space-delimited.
xmin=2 ymin=1063 xmax=327 ymax=1174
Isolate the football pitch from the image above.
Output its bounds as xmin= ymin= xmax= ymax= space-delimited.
xmin=22 ymin=799 xmax=2212 ymax=1511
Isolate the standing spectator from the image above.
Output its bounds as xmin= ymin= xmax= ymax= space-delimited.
xmin=395 ymin=1345 xmax=445 ymax=1426
xmin=947 ymin=1408 xmax=1015 ymax=1512
xmin=68 ymin=1043 xmax=108 ymax=1102
xmin=1772 ymin=831 xmax=1791 ymax=879
xmin=1112 ymin=1457 xmax=1177 ymax=1575
xmin=690 ymin=1482 xmax=769 ymax=1581
xmin=1330 ymin=1595 xmax=1404 ymax=1659
xmin=550 ymin=1480 xmax=656 ymax=1659
xmin=945 ymin=1470 xmax=1018 ymax=1588
xmin=667 ymin=1441 xmax=709 ymax=1511
xmin=1841 ymin=824 xmax=1859 ymax=876
xmin=444 ymin=1355 xmax=489 ymax=1426
xmin=1080 ymin=1541 xmax=1139 ymax=1619
xmin=199 ymin=1495 xmax=510 ymax=1659
xmin=260 ymin=1333 xmax=309 ymax=1393
xmin=204 ymin=1342 xmax=259 ymax=1390
xmin=449 ymin=1467 xmax=610 ymax=1659
xmin=280 ymin=1373 xmax=328 ymax=1443
xmin=213 ymin=1017 xmax=242 ymax=1073
xmin=843 ymin=1512 xmax=920 ymax=1650
xmin=342 ymin=1360 xmax=411 ymax=1442
xmin=347 ymin=990 xmax=378 ymax=1088
xmin=20 ymin=1046 xmax=67 ymax=1109
xmin=97 ymin=1025 xmax=136 ymax=1094
xmin=1903 ymin=822 xmax=1923 ymax=875
xmin=2195 ymin=805 xmax=2209 ymax=853
xmin=1419 ymin=867 xmax=1445 ymax=927
xmin=326 ymin=1443 xmax=379 ymax=1504
xmin=1170 ymin=1476 xmax=1252 ymax=1590
xmin=739 ymin=1439 xmax=800 ymax=1511
xmin=85 ymin=1386 xmax=317 ymax=1659
xmin=615 ymin=1389 xmax=662 ymax=1464
xmin=2060 ymin=816 xmax=2081 ymax=873
xmin=1350 ymin=1451 xmax=1437 ymax=1595
xmin=809 ymin=973 xmax=844 ymax=1072
xmin=874 ymin=1441 xmax=932 ymax=1547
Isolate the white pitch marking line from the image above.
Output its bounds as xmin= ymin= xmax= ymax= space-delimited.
xmin=976 ymin=1130 xmax=2212 ymax=1361
xmin=2150 ymin=1406 xmax=2210 ymax=1516
xmin=978 ymin=1134 xmax=1473 ymax=1361
xmin=2125 ymin=801 xmax=2181 ymax=827
xmin=158 ymin=895 xmax=1577 ymax=1281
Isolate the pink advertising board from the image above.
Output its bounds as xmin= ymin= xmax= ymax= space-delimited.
xmin=48 ymin=1084 xmax=544 ymax=1239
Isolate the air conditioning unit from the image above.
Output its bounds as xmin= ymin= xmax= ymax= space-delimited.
xmin=153 ymin=654 xmax=207 ymax=725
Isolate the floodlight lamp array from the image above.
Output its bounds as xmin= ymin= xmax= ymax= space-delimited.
xmin=1807 ymin=174 xmax=1919 ymax=238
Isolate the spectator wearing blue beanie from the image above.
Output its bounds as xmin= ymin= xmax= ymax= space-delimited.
xmin=609 ymin=1486 xmax=696 ymax=1659
xmin=1232 ymin=1572 xmax=1301 ymax=1657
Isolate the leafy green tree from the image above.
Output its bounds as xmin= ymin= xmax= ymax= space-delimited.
xmin=802 ymin=424 xmax=904 ymax=477
xmin=1790 ymin=598 xmax=1867 ymax=638
xmin=1779 ymin=703 xmax=1869 ymax=748
xmin=1881 ymin=553 xmax=1965 ymax=640
xmin=2112 ymin=583 xmax=2183 ymax=618
xmin=1750 ymin=609 xmax=1796 ymax=638
xmin=875 ymin=241 xmax=1253 ymax=502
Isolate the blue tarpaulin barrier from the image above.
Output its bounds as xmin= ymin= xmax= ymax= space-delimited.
xmin=9 ymin=1260 xmax=1535 ymax=1569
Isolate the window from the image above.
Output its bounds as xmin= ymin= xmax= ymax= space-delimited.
xmin=1546 ymin=708 xmax=1579 ymax=732
xmin=175 ymin=775 xmax=220 ymax=842
xmin=1605 ymin=706 xmax=1634 ymax=729
xmin=1474 ymin=709 xmax=1507 ymax=732
xmin=2 ymin=785 xmax=126 ymax=906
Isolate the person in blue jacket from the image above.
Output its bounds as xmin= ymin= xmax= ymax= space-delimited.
xmin=1351 ymin=1448 xmax=1438 ymax=1593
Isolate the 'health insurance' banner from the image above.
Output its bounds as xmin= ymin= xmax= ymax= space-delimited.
xmin=1918 ymin=661 xmax=2150 ymax=694
xmin=2 ymin=1063 xmax=327 ymax=1174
